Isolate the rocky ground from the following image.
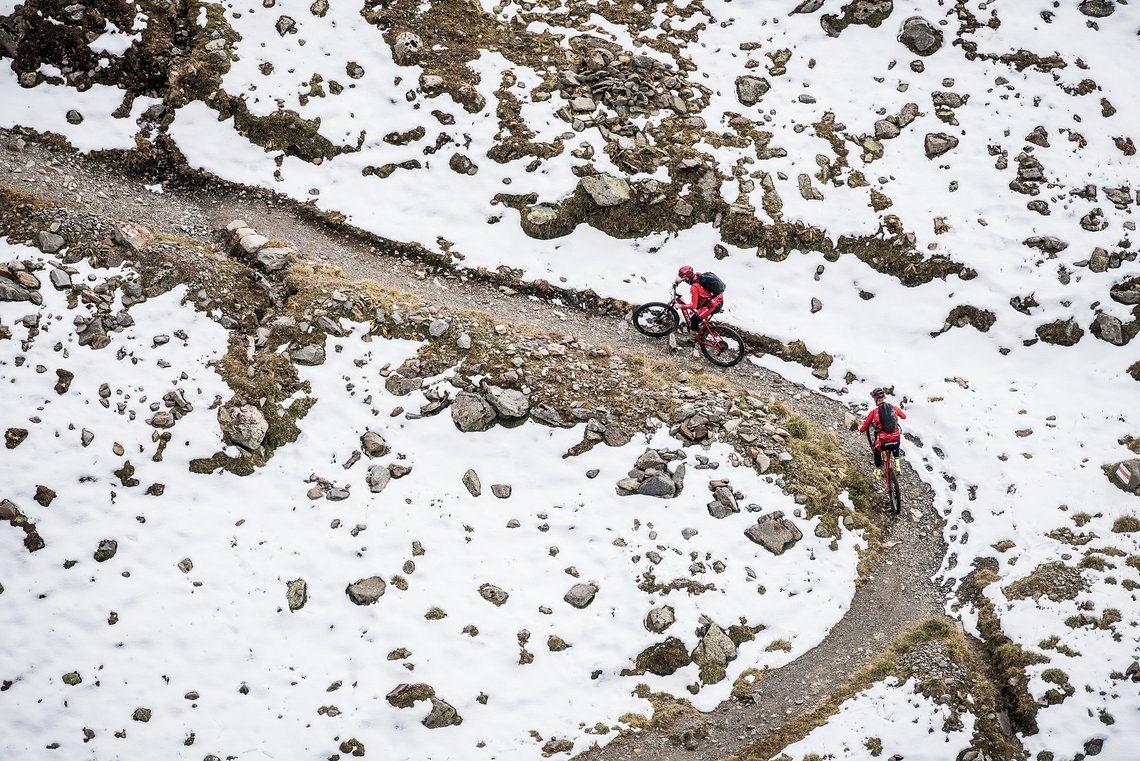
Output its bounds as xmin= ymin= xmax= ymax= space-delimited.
xmin=0 ymin=127 xmax=1039 ymax=760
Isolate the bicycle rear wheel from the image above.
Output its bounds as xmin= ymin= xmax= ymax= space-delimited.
xmin=633 ymin=303 xmax=680 ymax=337
xmin=699 ymin=325 xmax=745 ymax=367
xmin=888 ymin=464 xmax=903 ymax=515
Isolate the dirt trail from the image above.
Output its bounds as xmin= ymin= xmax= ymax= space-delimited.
xmin=0 ymin=129 xmax=948 ymax=759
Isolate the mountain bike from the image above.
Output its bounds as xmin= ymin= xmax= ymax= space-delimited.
xmin=866 ymin=426 xmax=903 ymax=515
xmin=632 ymin=286 xmax=746 ymax=367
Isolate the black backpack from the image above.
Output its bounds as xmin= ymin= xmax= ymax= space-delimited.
xmin=697 ymin=271 xmax=725 ymax=295
xmin=877 ymin=402 xmax=898 ymax=433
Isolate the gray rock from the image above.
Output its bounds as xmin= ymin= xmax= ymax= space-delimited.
xmin=385 ymin=375 xmax=422 ymax=396
xmin=360 ymin=431 xmax=390 ymax=458
xmin=735 ymin=75 xmax=770 ymax=107
xmin=1025 ymin=126 xmax=1049 ymax=148
xmin=255 ymin=247 xmax=291 ymax=272
xmin=94 ymin=539 xmax=118 ymax=562
xmin=691 ymin=623 xmax=737 ymax=672
xmin=428 ymin=319 xmax=450 ymax=338
xmin=713 ymin=486 xmax=739 ymax=513
xmin=810 ymin=297 xmax=823 ymax=313
xmin=1090 ymin=313 xmax=1125 ymax=346
xmin=392 ymin=31 xmax=423 ymax=64
xmin=874 ymin=119 xmax=900 ymax=139
xmin=326 ymin=487 xmax=350 ymax=501
xmin=286 ymin=579 xmax=308 ymax=611
xmin=0 ymin=279 xmax=38 ymax=303
xmin=1024 ymin=236 xmax=1068 ymax=254
xmin=755 ymin=452 xmax=771 ymax=473
xmin=898 ymin=16 xmax=943 ymax=56
xmin=638 ymin=474 xmax=677 ymax=498
xmin=62 ymin=671 xmax=81 ymax=685
xmin=571 ymin=96 xmax=596 ymax=112
xmin=491 ymin=484 xmax=512 ymax=499
xmin=1079 ymin=0 xmax=1115 ymax=17
xmin=346 ymin=576 xmax=386 ymax=605
xmin=219 ymin=405 xmax=269 ymax=450
xmin=422 ymin=697 xmax=462 ymax=728
xmin=635 ymin=449 xmax=667 ymax=471
xmin=148 ymin=411 xmax=174 ymax=428
xmin=791 ymin=0 xmax=825 ymax=13
xmin=462 ymin=469 xmax=481 ymax=497
xmin=483 ymin=386 xmax=530 ymax=418
xmin=38 ymin=231 xmax=65 ymax=254
xmin=451 ymin=391 xmax=497 ymax=432
xmin=580 ymin=174 xmax=631 ymax=207
xmin=367 ymin=465 xmax=391 ymax=493
xmin=238 ymin=233 xmax=268 ymax=254
xmin=387 ymin=682 xmax=436 ymax=708
xmin=1110 ymin=280 xmax=1140 ymax=305
xmin=530 ymin=403 xmax=568 ymax=427
xmin=177 ymin=558 xmax=193 ymax=573
xmin=291 ymin=344 xmax=326 ymax=366
xmin=479 ymin=583 xmax=509 ymax=606
xmin=645 ymin=605 xmax=675 ymax=633
xmin=671 ymin=462 xmax=687 ymax=493
xmin=745 ymin=514 xmax=803 ymax=555
xmin=564 ymin=582 xmax=598 ymax=609
xmin=924 ymin=132 xmax=959 ymax=158
xmin=49 ymin=268 xmax=72 ymax=289
xmin=526 ymin=205 xmax=560 ymax=226
xmin=682 ymin=527 xmax=698 ymax=539
xmin=456 ymin=333 xmax=472 ymax=350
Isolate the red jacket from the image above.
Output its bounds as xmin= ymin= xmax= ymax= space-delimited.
xmin=860 ymin=404 xmax=906 ymax=444
xmin=681 ymin=279 xmax=721 ymax=311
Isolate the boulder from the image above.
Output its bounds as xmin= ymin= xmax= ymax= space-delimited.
xmin=422 ymin=697 xmax=462 ymax=728
xmin=874 ymin=119 xmax=901 ymax=139
xmin=462 ymin=469 xmax=481 ymax=497
xmin=346 ymin=576 xmax=386 ymax=605
xmin=691 ymin=624 xmax=737 ymax=683
xmin=360 ymin=431 xmax=390 ymax=458
xmin=290 ymin=344 xmax=326 ymax=366
xmin=386 ymin=682 xmax=435 ymax=708
xmin=392 ymin=31 xmax=423 ymax=64
xmin=255 ymin=247 xmax=291 ymax=272
xmin=580 ymin=174 xmax=631 ymax=207
xmin=564 ymin=582 xmax=598 ymax=609
xmin=638 ymin=474 xmax=677 ymax=498
xmin=38 ymin=231 xmax=65 ymax=254
xmin=49 ymin=269 xmax=72 ymax=290
xmin=634 ymin=637 xmax=691 ymax=676
xmin=219 ymin=405 xmax=269 ymax=450
xmin=1109 ymin=279 xmax=1140 ymax=305
xmin=479 ymin=583 xmax=509 ymax=606
xmin=1090 ymin=313 xmax=1125 ymax=346
xmin=1078 ymin=0 xmax=1115 ymax=17
xmin=735 ymin=75 xmax=770 ymax=106
xmin=634 ymin=449 xmax=666 ymax=471
xmin=645 ymin=605 xmax=675 ymax=634
xmin=451 ymin=392 xmax=497 ymax=432
xmin=367 ymin=465 xmax=391 ymax=493
xmin=428 ymin=319 xmax=449 ymax=338
xmin=286 ymin=579 xmax=308 ymax=611
xmin=898 ymin=16 xmax=942 ymax=56
xmin=94 ymin=539 xmax=118 ymax=562
xmin=483 ymin=386 xmax=530 ymax=418
xmin=745 ymin=513 xmax=803 ymax=555
xmin=924 ymin=132 xmax=959 ymax=158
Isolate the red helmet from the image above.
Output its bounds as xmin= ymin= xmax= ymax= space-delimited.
xmin=678 ymin=265 xmax=695 ymax=282
xmin=871 ymin=387 xmax=886 ymax=400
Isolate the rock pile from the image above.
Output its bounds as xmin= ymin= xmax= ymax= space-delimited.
xmin=225 ymin=220 xmax=295 ymax=273
xmin=616 ymin=448 xmax=687 ymax=498
xmin=744 ymin=511 xmax=803 ymax=555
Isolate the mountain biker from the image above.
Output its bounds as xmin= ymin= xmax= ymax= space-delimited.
xmin=859 ymin=387 xmax=906 ymax=479
xmin=674 ymin=265 xmax=725 ymax=341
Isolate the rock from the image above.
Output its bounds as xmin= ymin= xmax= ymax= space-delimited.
xmin=345 ymin=576 xmax=386 ymax=605
xmin=479 ymin=583 xmax=509 ymax=606
xmin=451 ymin=391 xmax=497 ymax=432
xmin=898 ymin=16 xmax=942 ymax=56
xmin=564 ymin=582 xmax=598 ymax=609
xmin=1078 ymin=0 xmax=1115 ymax=17
xmin=385 ymin=375 xmax=422 ymax=396
xmin=290 ymin=344 xmax=326 ymax=365
xmin=238 ymin=233 xmax=268 ymax=254
xmin=526 ymin=205 xmax=560 ymax=226
xmin=392 ymin=31 xmax=423 ymax=64
xmin=542 ymin=739 xmax=574 ymax=755
xmin=745 ymin=513 xmax=803 ymax=555
xmin=874 ymin=119 xmax=900 ymax=139
xmin=462 ymin=469 xmax=481 ymax=497
xmin=38 ymin=231 xmax=65 ymax=254
xmin=797 ymin=173 xmax=823 ymax=200
xmin=360 ymin=431 xmax=390 ymax=458
xmin=388 ymin=463 xmax=412 ymax=479
xmin=1036 ymin=318 xmax=1084 ymax=346
xmin=635 ymin=449 xmax=667 ymax=471
xmin=1110 ymin=279 xmax=1140 ymax=305
xmin=62 ymin=671 xmax=82 ymax=686
xmin=275 ymin=15 xmax=296 ymax=35
xmin=483 ymin=386 xmax=530 ymax=418
xmin=367 ymin=465 xmax=391 ymax=493
xmin=1024 ymin=236 xmax=1068 ymax=254
xmin=635 ymin=637 xmax=691 ymax=676
xmin=810 ymin=297 xmax=823 ymax=313
xmin=177 ymin=558 xmax=193 ymax=573
xmin=755 ymin=452 xmax=771 ymax=473
xmin=1025 ymin=126 xmax=1050 ymax=148
xmin=1090 ymin=313 xmax=1125 ymax=346
xmin=0 ymin=278 xmax=38 ymax=303
xmin=286 ymin=579 xmax=308 ymax=611
xmin=735 ymin=75 xmax=770 ymax=106
xmin=132 ymin=707 xmax=151 ymax=723
xmin=924 ymin=132 xmax=959 ymax=158
xmin=491 ymin=484 xmax=512 ymax=499
xmin=54 ymin=369 xmax=73 ymax=394
xmin=255 ymin=247 xmax=291 ymax=272
xmin=219 ymin=405 xmax=268 ymax=450
xmin=422 ymin=697 xmax=462 ymax=728
xmin=691 ymin=624 xmax=737 ymax=682
xmin=645 ymin=605 xmax=675 ymax=633
xmin=386 ymin=682 xmax=435 ymax=708
xmin=616 ymin=477 xmax=641 ymax=493
xmin=49 ymin=269 xmax=72 ymax=289
xmin=148 ymin=411 xmax=174 ymax=429
xmin=428 ymin=319 xmax=449 ymax=338
xmin=65 ymin=109 xmax=83 ymax=124
xmin=34 ymin=486 xmax=56 ymax=506
xmin=571 ymin=96 xmax=595 ymax=112
xmin=580 ymin=174 xmax=632 ymax=207
xmin=791 ymin=0 xmax=825 ymax=12
xmin=456 ymin=333 xmax=472 ymax=350
xmin=94 ymin=539 xmax=118 ymax=562
xmin=638 ymin=474 xmax=677 ymax=498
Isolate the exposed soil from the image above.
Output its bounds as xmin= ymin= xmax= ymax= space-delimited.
xmin=0 ymin=127 xmax=952 ymax=759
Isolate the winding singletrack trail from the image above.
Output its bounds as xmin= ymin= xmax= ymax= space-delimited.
xmin=0 ymin=129 xmax=950 ymax=760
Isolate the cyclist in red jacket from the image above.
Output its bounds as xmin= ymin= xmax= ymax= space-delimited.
xmin=674 ymin=265 xmax=725 ymax=341
xmin=859 ymin=387 xmax=906 ymax=479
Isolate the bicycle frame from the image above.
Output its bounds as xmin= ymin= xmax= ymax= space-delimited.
xmin=668 ymin=287 xmax=726 ymax=348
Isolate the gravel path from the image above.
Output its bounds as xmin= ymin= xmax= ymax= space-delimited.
xmin=0 ymin=128 xmax=949 ymax=759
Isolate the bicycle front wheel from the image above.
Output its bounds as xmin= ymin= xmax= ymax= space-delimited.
xmin=888 ymin=466 xmax=903 ymax=515
xmin=700 ymin=325 xmax=745 ymax=367
xmin=633 ymin=303 xmax=680 ymax=337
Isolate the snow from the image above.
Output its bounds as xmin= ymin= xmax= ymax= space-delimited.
xmin=4 ymin=0 xmax=1140 ymax=756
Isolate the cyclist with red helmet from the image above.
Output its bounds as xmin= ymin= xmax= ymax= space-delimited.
xmin=859 ymin=387 xmax=906 ymax=479
xmin=674 ymin=265 xmax=725 ymax=341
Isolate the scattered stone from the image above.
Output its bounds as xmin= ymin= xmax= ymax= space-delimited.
xmin=491 ymin=484 xmax=512 ymax=499
xmin=287 ymin=579 xmax=308 ymax=611
xmin=34 ymin=485 xmax=56 ymax=507
xmin=638 ymin=474 xmax=677 ymax=498
xmin=691 ymin=623 xmax=737 ymax=683
xmin=451 ymin=391 xmax=497 ymax=432
xmin=428 ymin=319 xmax=450 ymax=338
xmin=924 ymin=132 xmax=959 ymax=158
xmin=898 ymin=16 xmax=943 ymax=56
xmin=49 ymin=269 xmax=72 ymax=289
xmin=392 ymin=31 xmax=423 ymax=64
xmin=360 ymin=431 xmax=390 ymax=458
xmin=38 ymin=231 xmax=65 ymax=254
xmin=1078 ymin=0 xmax=1115 ymax=17
xmin=290 ymin=344 xmax=326 ymax=366
xmin=131 ymin=707 xmax=151 ymax=723
xmin=422 ymin=697 xmax=462 ymax=728
xmin=1090 ymin=313 xmax=1125 ymax=346
xmin=255 ymin=247 xmax=291 ymax=272
xmin=218 ymin=405 xmax=269 ymax=451
xmin=94 ymin=539 xmax=118 ymax=562
xmin=745 ymin=513 xmax=804 ymax=555
xmin=479 ymin=583 xmax=509 ymax=606
xmin=62 ymin=671 xmax=82 ymax=686
xmin=483 ymin=386 xmax=530 ymax=418
xmin=580 ymin=174 xmax=631 ymax=207
xmin=462 ymin=469 xmax=482 ymax=497
xmin=346 ymin=576 xmax=386 ymax=605
xmin=5 ymin=427 xmax=28 ymax=449
xmin=177 ymin=558 xmax=193 ymax=573
xmin=367 ymin=465 xmax=391 ymax=493
xmin=387 ymin=682 xmax=435 ymax=708
xmin=735 ymin=75 xmax=770 ymax=106
xmin=645 ymin=605 xmax=675 ymax=633
xmin=810 ymin=297 xmax=823 ymax=313
xmin=564 ymin=582 xmax=598 ymax=609
xmin=874 ymin=119 xmax=901 ymax=140
xmin=1025 ymin=126 xmax=1050 ymax=147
